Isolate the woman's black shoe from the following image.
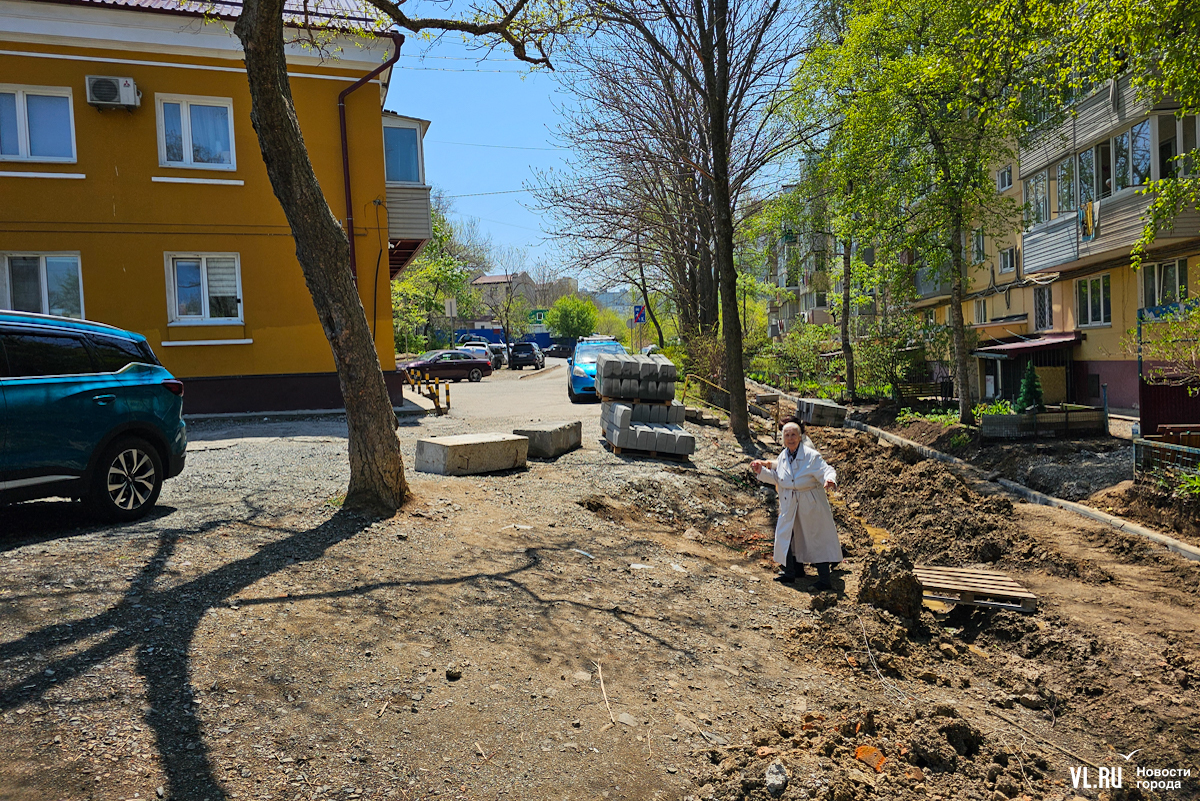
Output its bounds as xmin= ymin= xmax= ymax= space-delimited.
xmin=774 ymin=572 xmax=796 ymax=584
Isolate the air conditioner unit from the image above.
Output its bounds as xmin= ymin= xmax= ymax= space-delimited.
xmin=85 ymin=76 xmax=140 ymax=109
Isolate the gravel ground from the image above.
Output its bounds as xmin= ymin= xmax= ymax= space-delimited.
xmin=3 ymin=379 xmax=1199 ymax=801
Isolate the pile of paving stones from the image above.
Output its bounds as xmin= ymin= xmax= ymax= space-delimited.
xmin=598 ymin=354 xmax=695 ymax=456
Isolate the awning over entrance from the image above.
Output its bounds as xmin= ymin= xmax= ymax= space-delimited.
xmin=972 ymin=331 xmax=1081 ymax=360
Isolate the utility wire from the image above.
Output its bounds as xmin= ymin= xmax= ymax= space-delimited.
xmin=428 ymin=141 xmax=565 ymax=151
xmin=444 ymin=189 xmax=533 ymax=198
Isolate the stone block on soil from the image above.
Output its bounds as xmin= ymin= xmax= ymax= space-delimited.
xmin=512 ymin=420 xmax=582 ymax=459
xmin=856 ymin=547 xmax=924 ymax=619
xmin=415 ymin=434 xmax=528 ymax=476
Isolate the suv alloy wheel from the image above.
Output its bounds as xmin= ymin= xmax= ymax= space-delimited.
xmin=86 ymin=436 xmax=164 ymax=521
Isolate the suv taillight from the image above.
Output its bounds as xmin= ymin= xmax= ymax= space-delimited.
xmin=162 ymin=379 xmax=184 ymax=397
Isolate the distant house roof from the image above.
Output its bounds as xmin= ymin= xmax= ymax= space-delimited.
xmin=37 ymin=0 xmax=388 ymax=28
xmin=472 ymin=274 xmax=513 ymax=285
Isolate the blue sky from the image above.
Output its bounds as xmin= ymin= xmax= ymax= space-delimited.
xmin=382 ymin=36 xmax=572 ymax=277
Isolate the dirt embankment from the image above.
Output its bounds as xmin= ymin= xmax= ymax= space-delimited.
xmin=856 ymin=404 xmax=1200 ymax=549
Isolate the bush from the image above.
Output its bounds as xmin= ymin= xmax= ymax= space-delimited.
xmin=973 ymin=399 xmax=1015 ymax=417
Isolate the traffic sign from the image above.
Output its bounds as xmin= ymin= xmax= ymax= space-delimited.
xmin=633 ymin=305 xmax=646 ymax=323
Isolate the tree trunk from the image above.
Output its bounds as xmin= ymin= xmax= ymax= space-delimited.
xmin=946 ymin=217 xmax=974 ymax=425
xmin=841 ymin=238 xmax=856 ymax=403
xmin=702 ymin=0 xmax=750 ymax=439
xmin=236 ymin=0 xmax=406 ymax=514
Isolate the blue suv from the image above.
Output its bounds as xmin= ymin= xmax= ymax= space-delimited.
xmin=0 ymin=311 xmax=187 ymax=521
xmin=567 ymin=336 xmax=627 ymax=402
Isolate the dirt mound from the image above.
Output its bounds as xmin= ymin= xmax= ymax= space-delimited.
xmin=822 ymin=434 xmax=1016 ymax=566
xmin=856 ymin=547 xmax=923 ymax=620
xmin=817 ymin=431 xmax=1116 ymax=581
xmin=1088 ymin=481 xmax=1200 ymax=547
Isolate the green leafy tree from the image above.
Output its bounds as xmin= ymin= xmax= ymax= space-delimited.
xmin=392 ymin=208 xmax=479 ymax=352
xmin=545 ymin=295 xmax=599 ymax=339
xmin=1015 ymin=360 xmax=1046 ymax=413
xmin=1126 ymin=302 xmax=1200 ymax=394
xmin=792 ymin=0 xmax=1067 ymax=424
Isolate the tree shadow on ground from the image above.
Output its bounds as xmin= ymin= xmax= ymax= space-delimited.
xmin=0 ymin=509 xmax=380 ymax=800
xmin=0 ymin=512 xmax=708 ymax=800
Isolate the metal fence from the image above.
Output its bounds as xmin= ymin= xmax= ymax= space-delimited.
xmin=980 ymin=409 xmax=1108 ymax=440
xmin=1134 ymin=438 xmax=1200 ymax=483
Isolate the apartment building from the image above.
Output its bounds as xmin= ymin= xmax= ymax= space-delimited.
xmin=0 ymin=0 xmax=432 ymax=413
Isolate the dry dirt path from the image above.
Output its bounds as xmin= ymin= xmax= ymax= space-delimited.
xmin=2 ymin=380 xmax=1198 ymax=801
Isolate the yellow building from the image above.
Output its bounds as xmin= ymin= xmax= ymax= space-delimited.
xmin=0 ymin=0 xmax=431 ymax=413
xmin=913 ymin=78 xmax=1200 ymax=419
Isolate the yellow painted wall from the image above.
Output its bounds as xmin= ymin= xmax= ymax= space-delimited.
xmin=1035 ymin=366 xmax=1067 ymax=404
xmin=0 ymin=41 xmax=395 ymax=378
xmin=1062 ymin=265 xmax=1137 ymax=364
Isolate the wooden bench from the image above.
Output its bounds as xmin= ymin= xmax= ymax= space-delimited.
xmin=893 ymin=381 xmax=950 ymax=404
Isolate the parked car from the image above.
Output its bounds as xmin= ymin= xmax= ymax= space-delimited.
xmin=567 ymin=336 xmax=627 ymax=402
xmin=400 ymin=350 xmax=493 ymax=382
xmin=508 ymin=342 xmax=545 ymax=370
xmin=486 ymin=343 xmax=508 ymax=368
xmin=640 ymin=344 xmax=662 ymax=355
xmin=457 ymin=333 xmax=493 ymax=345
xmin=545 ymin=342 xmax=573 ymax=359
xmin=457 ymin=343 xmax=490 ymax=361
xmin=0 ymin=311 xmax=187 ymax=521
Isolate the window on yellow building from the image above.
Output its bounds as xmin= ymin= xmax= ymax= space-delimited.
xmin=971 ymin=229 xmax=985 ymax=263
xmin=0 ymin=254 xmax=83 ymax=317
xmin=974 ymin=298 xmax=987 ymax=325
xmin=167 ymin=254 xmax=241 ymax=323
xmin=1034 ymin=285 xmax=1053 ymax=330
xmin=0 ymin=85 xmax=75 ymax=162
xmin=1142 ymin=259 xmax=1189 ymax=309
xmin=156 ymin=95 xmax=235 ymax=170
xmin=383 ymin=124 xmax=422 ymax=184
xmin=999 ymin=247 xmax=1017 ymax=274
xmin=1075 ymin=273 xmax=1111 ymax=326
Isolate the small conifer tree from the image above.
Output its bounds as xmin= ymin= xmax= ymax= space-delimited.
xmin=1015 ymin=360 xmax=1045 ymax=413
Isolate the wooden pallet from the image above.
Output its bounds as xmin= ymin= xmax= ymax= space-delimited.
xmin=600 ymin=396 xmax=675 ymax=406
xmin=601 ymin=438 xmax=689 ymax=461
xmin=913 ymin=566 xmax=1037 ymax=613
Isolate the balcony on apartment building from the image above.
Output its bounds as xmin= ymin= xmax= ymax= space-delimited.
xmin=383 ymin=113 xmax=434 ymax=275
xmin=1020 ymin=75 xmax=1200 ymax=277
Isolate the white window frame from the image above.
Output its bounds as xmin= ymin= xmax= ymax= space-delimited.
xmin=0 ymin=252 xmax=85 ymax=317
xmin=382 ymin=119 xmax=425 ymax=186
xmin=1033 ymin=285 xmax=1053 ymax=331
xmin=1023 ymin=170 xmax=1049 ymax=228
xmin=155 ymin=93 xmax=237 ymax=171
xmin=1141 ymin=258 xmax=1189 ymax=309
xmin=971 ymin=228 xmax=985 ymax=264
xmin=164 ymin=252 xmax=243 ymax=325
xmin=973 ymin=298 xmax=988 ymax=325
xmin=1075 ymin=273 xmax=1112 ymax=327
xmin=996 ymin=165 xmax=1013 ymax=192
xmin=999 ymin=247 xmax=1017 ymax=274
xmin=0 ymin=84 xmax=77 ymax=163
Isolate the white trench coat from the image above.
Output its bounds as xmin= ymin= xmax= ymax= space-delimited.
xmin=755 ymin=440 xmax=842 ymax=565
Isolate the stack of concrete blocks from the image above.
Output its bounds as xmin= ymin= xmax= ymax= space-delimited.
xmin=596 ymin=353 xmax=694 ymax=456
xmin=595 ymin=353 xmax=677 ymax=400
xmin=795 ymin=398 xmax=848 ymax=427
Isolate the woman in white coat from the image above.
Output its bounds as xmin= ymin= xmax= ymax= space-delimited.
xmin=750 ymin=420 xmax=841 ymax=590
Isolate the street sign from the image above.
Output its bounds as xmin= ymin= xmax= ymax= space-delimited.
xmin=633 ymin=305 xmax=646 ymax=323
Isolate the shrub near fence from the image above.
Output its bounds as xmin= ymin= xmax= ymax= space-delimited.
xmin=980 ymin=407 xmax=1108 ymax=440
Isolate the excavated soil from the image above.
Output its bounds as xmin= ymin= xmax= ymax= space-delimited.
xmin=2 ymin=420 xmax=1199 ymax=801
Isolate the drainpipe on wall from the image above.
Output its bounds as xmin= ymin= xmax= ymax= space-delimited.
xmin=339 ymin=31 xmax=404 ymax=285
